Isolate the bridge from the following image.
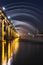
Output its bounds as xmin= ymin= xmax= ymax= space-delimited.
xmin=0 ymin=8 xmax=43 ymax=65
xmin=0 ymin=8 xmax=19 ymax=65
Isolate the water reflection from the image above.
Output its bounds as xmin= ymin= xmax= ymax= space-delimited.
xmin=11 ymin=39 xmax=43 ymax=64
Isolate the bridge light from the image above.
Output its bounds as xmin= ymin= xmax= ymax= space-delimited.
xmin=8 ymin=16 xmax=10 ymax=19
xmin=2 ymin=7 xmax=6 ymax=11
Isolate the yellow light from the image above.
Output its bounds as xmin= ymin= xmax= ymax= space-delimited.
xmin=14 ymin=38 xmax=19 ymax=54
xmin=2 ymin=42 xmax=5 ymax=63
xmin=2 ymin=19 xmax=5 ymax=65
xmin=8 ymin=42 xmax=11 ymax=59
xmin=2 ymin=55 xmax=7 ymax=65
xmin=16 ymin=33 xmax=19 ymax=37
xmin=10 ymin=38 xmax=19 ymax=56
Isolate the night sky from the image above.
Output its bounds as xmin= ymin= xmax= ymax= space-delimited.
xmin=0 ymin=0 xmax=43 ymax=9
xmin=0 ymin=0 xmax=42 ymax=12
xmin=0 ymin=0 xmax=43 ymax=34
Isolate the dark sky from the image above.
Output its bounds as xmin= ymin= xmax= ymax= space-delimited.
xmin=0 ymin=0 xmax=43 ymax=33
xmin=0 ymin=0 xmax=43 ymax=7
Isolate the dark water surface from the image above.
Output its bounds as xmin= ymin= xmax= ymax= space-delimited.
xmin=12 ymin=39 xmax=43 ymax=65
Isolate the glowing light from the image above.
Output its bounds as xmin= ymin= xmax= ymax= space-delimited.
xmin=2 ymin=55 xmax=7 ymax=65
xmin=2 ymin=7 xmax=6 ymax=10
xmin=8 ymin=43 xmax=11 ymax=59
xmin=8 ymin=16 xmax=10 ymax=19
xmin=14 ymin=38 xmax=19 ymax=54
xmin=16 ymin=33 xmax=20 ymax=38
xmin=2 ymin=62 xmax=6 ymax=65
xmin=8 ymin=58 xmax=11 ymax=65
xmin=28 ymin=33 xmax=30 ymax=35
xmin=7 ymin=38 xmax=19 ymax=65
xmin=2 ymin=42 xmax=5 ymax=64
xmin=11 ymin=38 xmax=19 ymax=55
